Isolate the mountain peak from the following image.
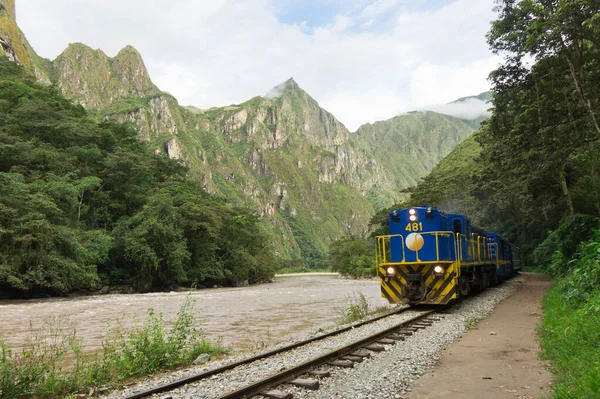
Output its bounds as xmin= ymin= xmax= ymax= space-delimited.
xmin=63 ymin=42 xmax=106 ymax=55
xmin=53 ymin=41 xmax=156 ymax=110
xmin=264 ymin=77 xmax=302 ymax=99
xmin=284 ymin=77 xmax=299 ymax=89
xmin=116 ymin=45 xmax=142 ymax=58
xmin=451 ymin=91 xmax=492 ymax=104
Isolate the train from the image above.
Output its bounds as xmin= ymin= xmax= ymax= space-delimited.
xmin=376 ymin=206 xmax=521 ymax=305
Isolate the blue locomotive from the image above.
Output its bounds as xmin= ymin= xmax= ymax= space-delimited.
xmin=376 ymin=206 xmax=520 ymax=305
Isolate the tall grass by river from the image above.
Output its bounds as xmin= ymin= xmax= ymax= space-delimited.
xmin=0 ymin=296 xmax=228 ymax=398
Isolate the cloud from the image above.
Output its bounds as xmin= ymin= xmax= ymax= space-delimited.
xmin=420 ymin=98 xmax=491 ymax=120
xmin=264 ymin=79 xmax=291 ymax=99
xmin=408 ymin=58 xmax=499 ymax=107
xmin=17 ymin=0 xmax=500 ymax=131
xmin=360 ymin=0 xmax=402 ymax=19
xmin=329 ymin=15 xmax=353 ymax=32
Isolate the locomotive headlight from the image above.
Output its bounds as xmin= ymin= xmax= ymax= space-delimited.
xmin=409 ymin=209 xmax=416 ymax=215
xmin=409 ymin=215 xmax=417 ymax=222
xmin=433 ymin=265 xmax=444 ymax=275
xmin=386 ymin=267 xmax=395 ymax=275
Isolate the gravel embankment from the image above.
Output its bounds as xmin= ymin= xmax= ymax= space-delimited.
xmin=103 ymin=276 xmax=523 ymax=399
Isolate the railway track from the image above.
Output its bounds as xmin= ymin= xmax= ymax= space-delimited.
xmin=122 ymin=308 xmax=442 ymax=399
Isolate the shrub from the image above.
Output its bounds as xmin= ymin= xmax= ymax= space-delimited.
xmin=0 ymin=296 xmax=227 ymax=398
xmin=557 ymin=228 xmax=600 ymax=304
xmin=329 ymin=236 xmax=375 ymax=277
xmin=336 ymin=292 xmax=388 ymax=324
xmin=533 ymin=214 xmax=599 ymax=274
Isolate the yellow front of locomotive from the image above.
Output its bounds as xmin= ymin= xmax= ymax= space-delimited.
xmin=376 ymin=207 xmax=459 ymax=305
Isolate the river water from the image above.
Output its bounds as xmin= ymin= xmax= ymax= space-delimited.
xmin=0 ymin=274 xmax=390 ymax=354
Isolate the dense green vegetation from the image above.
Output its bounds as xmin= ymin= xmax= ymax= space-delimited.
xmin=539 ymin=221 xmax=600 ymax=398
xmin=0 ymin=297 xmax=227 ymax=398
xmin=328 ymin=236 xmax=374 ymax=277
xmin=0 ymin=58 xmax=276 ymax=298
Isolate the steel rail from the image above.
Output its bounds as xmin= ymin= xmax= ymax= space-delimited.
xmin=123 ymin=306 xmax=410 ymax=399
xmin=216 ymin=310 xmax=436 ymax=399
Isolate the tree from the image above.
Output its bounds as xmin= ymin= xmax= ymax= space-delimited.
xmin=329 ymin=236 xmax=374 ymax=276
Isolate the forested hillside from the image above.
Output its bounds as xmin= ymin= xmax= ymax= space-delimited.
xmin=0 ymin=59 xmax=277 ymax=298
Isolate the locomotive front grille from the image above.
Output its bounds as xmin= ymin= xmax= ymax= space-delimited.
xmin=403 ymin=273 xmax=425 ymax=302
xmin=379 ymin=263 xmax=458 ymax=305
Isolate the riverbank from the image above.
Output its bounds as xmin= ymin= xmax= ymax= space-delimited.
xmin=0 ymin=275 xmax=387 ymax=357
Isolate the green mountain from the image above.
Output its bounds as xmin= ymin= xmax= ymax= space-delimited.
xmin=449 ymin=91 xmax=492 ymax=129
xmin=405 ymin=133 xmax=483 ymax=220
xmin=353 ymin=111 xmax=476 ymax=209
xmin=1 ymin=0 xmax=483 ymax=264
xmin=452 ymin=91 xmax=492 ymax=103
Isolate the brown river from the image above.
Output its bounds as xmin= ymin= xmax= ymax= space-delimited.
xmin=0 ymin=274 xmax=390 ymax=354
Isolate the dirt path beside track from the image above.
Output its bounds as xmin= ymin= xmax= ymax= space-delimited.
xmin=405 ymin=273 xmax=553 ymax=399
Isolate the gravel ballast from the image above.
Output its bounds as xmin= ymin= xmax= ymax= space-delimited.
xmin=103 ymin=276 xmax=524 ymax=399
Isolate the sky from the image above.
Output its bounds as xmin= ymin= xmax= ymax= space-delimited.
xmin=17 ymin=0 xmax=499 ymax=131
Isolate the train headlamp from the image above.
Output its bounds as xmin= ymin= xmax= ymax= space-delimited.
xmin=433 ymin=265 xmax=444 ymax=276
xmin=386 ymin=267 xmax=395 ymax=275
xmin=426 ymin=206 xmax=433 ymax=214
xmin=409 ymin=209 xmax=416 ymax=215
xmin=391 ymin=210 xmax=399 ymax=217
xmin=409 ymin=215 xmax=417 ymax=222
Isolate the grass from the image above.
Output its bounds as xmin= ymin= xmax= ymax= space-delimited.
xmin=464 ymin=318 xmax=480 ymax=330
xmin=336 ymin=292 xmax=389 ymax=325
xmin=539 ymin=284 xmax=600 ymax=398
xmin=0 ymin=296 xmax=229 ymax=398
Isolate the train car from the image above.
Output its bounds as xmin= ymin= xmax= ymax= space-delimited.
xmin=376 ymin=206 xmax=513 ymax=305
xmin=511 ymin=244 xmax=522 ymax=273
xmin=486 ymin=233 xmax=522 ymax=279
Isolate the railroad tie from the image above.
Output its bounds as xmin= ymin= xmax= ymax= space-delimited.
xmin=289 ymin=379 xmax=319 ymax=391
xmin=388 ymin=334 xmax=406 ymax=341
xmin=414 ymin=322 xmax=432 ymax=327
xmin=350 ymin=350 xmax=371 ymax=358
xmin=342 ymin=355 xmax=365 ymax=363
xmin=329 ymin=359 xmax=354 ymax=368
xmin=376 ymin=338 xmax=396 ymax=345
xmin=308 ymin=370 xmax=331 ymax=378
xmin=398 ymin=330 xmax=414 ymax=336
xmin=262 ymin=390 xmax=293 ymax=399
xmin=364 ymin=344 xmax=385 ymax=352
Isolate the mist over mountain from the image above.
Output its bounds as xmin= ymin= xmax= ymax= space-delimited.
xmin=416 ymin=91 xmax=491 ymax=119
